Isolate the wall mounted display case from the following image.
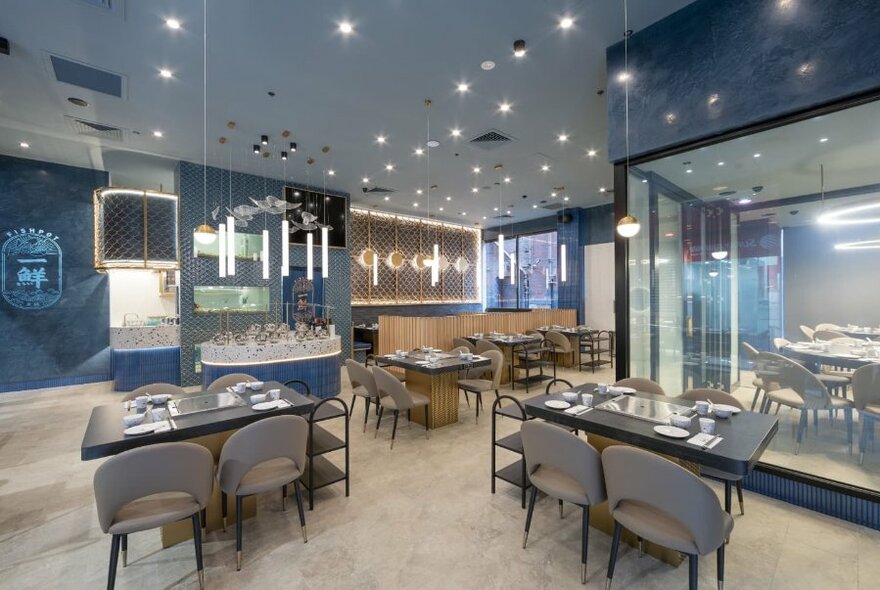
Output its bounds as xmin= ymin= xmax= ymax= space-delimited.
xmin=94 ymin=188 xmax=179 ymax=270
xmin=193 ymin=285 xmax=269 ymax=314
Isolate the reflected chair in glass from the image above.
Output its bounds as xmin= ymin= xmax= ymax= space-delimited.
xmin=852 ymin=364 xmax=880 ymax=465
xmin=453 ymin=337 xmax=477 ymax=353
xmin=217 ymin=415 xmax=309 ymax=570
xmin=603 ymin=446 xmax=733 ymax=590
xmin=613 ymin=377 xmax=666 ymax=397
xmin=681 ymin=388 xmax=746 ymax=515
xmin=513 ymin=340 xmax=556 ymax=394
xmin=814 ymin=323 xmax=841 ymax=332
xmin=345 ymin=359 xmax=380 ymax=432
xmin=521 ymin=420 xmax=606 ymax=585
xmin=459 ymin=350 xmax=504 ymax=423
xmin=814 ymin=329 xmax=849 ymax=341
xmin=208 ymin=373 xmax=258 ymax=390
xmin=769 ymin=338 xmax=850 ymax=397
xmin=742 ymin=342 xmax=775 ymax=411
xmin=372 ymin=366 xmax=430 ymax=449
xmin=94 ymin=442 xmax=213 ymax=590
xmin=121 ymin=382 xmax=186 ymax=402
xmin=800 ymin=325 xmax=816 ymax=341
xmin=757 ymin=352 xmax=854 ymax=454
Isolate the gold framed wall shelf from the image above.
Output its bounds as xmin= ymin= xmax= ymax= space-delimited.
xmin=350 ymin=208 xmax=481 ymax=304
xmin=94 ymin=188 xmax=180 ymax=270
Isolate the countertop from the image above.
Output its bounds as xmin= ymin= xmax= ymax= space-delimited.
xmin=110 ymin=325 xmax=180 ymax=349
xmin=200 ymin=335 xmax=341 ymax=365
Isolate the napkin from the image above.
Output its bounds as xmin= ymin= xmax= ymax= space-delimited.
xmin=687 ymin=433 xmax=723 ymax=449
xmin=564 ymin=405 xmax=593 ymax=416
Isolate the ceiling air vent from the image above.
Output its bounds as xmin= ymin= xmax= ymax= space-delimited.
xmin=541 ymin=203 xmax=564 ymax=211
xmin=363 ymin=186 xmax=396 ymax=195
xmin=49 ymin=54 xmax=126 ymax=98
xmin=66 ymin=116 xmax=124 ymax=141
xmin=469 ymin=128 xmax=516 ymax=151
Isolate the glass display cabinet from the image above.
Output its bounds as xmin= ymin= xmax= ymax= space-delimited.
xmin=193 ymin=231 xmax=264 ymax=260
xmin=193 ymin=285 xmax=269 ymax=314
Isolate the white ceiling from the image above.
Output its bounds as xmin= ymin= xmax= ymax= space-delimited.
xmin=0 ymin=0 xmax=694 ymax=226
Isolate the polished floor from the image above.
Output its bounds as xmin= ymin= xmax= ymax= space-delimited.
xmin=0 ymin=364 xmax=878 ymax=589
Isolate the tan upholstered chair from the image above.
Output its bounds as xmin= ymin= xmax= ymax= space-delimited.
xmin=799 ymin=325 xmax=816 ymax=341
xmin=208 ymin=373 xmax=258 ymax=390
xmin=602 ymin=446 xmax=733 ymax=590
xmin=346 ymin=359 xmax=380 ymax=432
xmin=614 ymin=377 xmax=666 ymax=397
xmin=814 ymin=329 xmax=848 ymax=341
xmin=815 ymin=323 xmax=840 ymax=331
xmin=475 ymin=339 xmax=502 ymax=354
xmin=545 ymin=330 xmax=575 ymax=367
xmin=681 ymin=389 xmax=747 ymax=515
xmin=372 ymin=366 xmax=430 ymax=449
xmin=458 ymin=350 xmax=503 ymax=424
xmin=217 ymin=415 xmax=309 ymax=570
xmin=94 ymin=442 xmax=213 ymax=589
xmin=742 ymin=342 xmax=770 ymax=411
xmin=852 ymin=364 xmax=880 ymax=465
xmin=521 ymin=421 xmax=606 ymax=585
xmin=772 ymin=337 xmax=791 ymax=351
xmin=453 ymin=337 xmax=476 ymax=353
xmin=121 ymin=382 xmax=186 ymax=402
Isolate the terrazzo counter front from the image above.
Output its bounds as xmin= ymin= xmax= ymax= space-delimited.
xmin=199 ymin=336 xmax=341 ymax=397
xmin=110 ymin=327 xmax=181 ymax=392
xmin=110 ymin=325 xmax=180 ymax=349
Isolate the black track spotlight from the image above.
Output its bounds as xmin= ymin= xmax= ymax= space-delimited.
xmin=253 ymin=144 xmax=260 ymax=154
xmin=281 ymin=151 xmax=288 ymax=161
xmin=513 ymin=39 xmax=526 ymax=58
xmin=290 ymin=142 xmax=297 ymax=152
xmin=261 ymin=134 xmax=269 ymax=145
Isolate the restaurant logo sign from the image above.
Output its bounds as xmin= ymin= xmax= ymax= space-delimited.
xmin=1 ymin=228 xmax=63 ymax=310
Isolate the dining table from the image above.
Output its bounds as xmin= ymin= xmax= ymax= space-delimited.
xmin=784 ymin=342 xmax=880 ymax=371
xmin=522 ymin=383 xmax=778 ymax=565
xmin=837 ymin=327 xmax=880 ymax=340
xmin=462 ymin=333 xmax=543 ymax=385
xmin=81 ymin=381 xmax=315 ymax=547
xmin=377 ymin=350 xmax=491 ymax=428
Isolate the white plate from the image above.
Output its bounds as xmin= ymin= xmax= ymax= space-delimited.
xmin=252 ymin=400 xmax=283 ymax=411
xmin=123 ymin=423 xmax=157 ymax=436
xmin=608 ymin=386 xmax=637 ymax=394
xmin=712 ymin=404 xmax=741 ymax=415
xmin=545 ymin=400 xmax=571 ymax=409
xmin=654 ymin=425 xmax=691 ymax=439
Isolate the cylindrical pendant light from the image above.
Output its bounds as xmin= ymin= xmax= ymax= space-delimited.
xmin=321 ymin=226 xmax=329 ymax=278
xmin=372 ymin=250 xmax=378 ymax=286
xmin=306 ymin=231 xmax=314 ymax=281
xmin=510 ymin=252 xmax=516 ymax=285
xmin=560 ymin=243 xmax=567 ymax=282
xmin=226 ymin=215 xmax=236 ymax=275
xmin=281 ymin=219 xmax=290 ymax=276
xmin=261 ymin=229 xmax=269 ymax=279
xmin=497 ymin=234 xmax=505 ymax=279
xmin=431 ymin=242 xmax=439 ymax=285
xmin=218 ymin=222 xmax=227 ymax=278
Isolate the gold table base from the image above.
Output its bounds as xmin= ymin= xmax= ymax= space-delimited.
xmin=405 ymin=370 xmax=460 ymax=429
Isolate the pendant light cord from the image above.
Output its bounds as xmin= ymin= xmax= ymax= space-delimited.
xmin=623 ymin=0 xmax=630 ymax=175
xmin=202 ymin=0 xmax=208 ymax=226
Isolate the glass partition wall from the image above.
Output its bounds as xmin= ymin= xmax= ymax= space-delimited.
xmin=483 ymin=231 xmax=558 ymax=309
xmin=623 ymin=98 xmax=880 ymax=494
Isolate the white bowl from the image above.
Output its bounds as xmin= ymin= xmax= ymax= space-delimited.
xmin=713 ymin=406 xmax=733 ymax=419
xmin=123 ymin=413 xmax=145 ymax=427
xmin=562 ymin=392 xmax=579 ymax=403
xmin=250 ymin=393 xmax=267 ymax=404
xmin=150 ymin=393 xmax=171 ymax=405
xmin=248 ymin=381 xmax=264 ymax=391
xmin=231 ymin=384 xmax=247 ymax=394
xmin=670 ymin=414 xmax=692 ymax=428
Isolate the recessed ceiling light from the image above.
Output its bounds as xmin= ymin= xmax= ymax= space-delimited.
xmin=152 ymin=130 xmax=163 ymax=138
xmin=481 ymin=60 xmax=496 ymax=71
xmin=426 ymin=139 xmax=440 ymax=148
xmin=460 ymin=211 xmax=467 ymax=216
xmin=446 ymin=196 xmax=452 ymax=201
xmin=504 ymin=177 xmax=511 ymax=183
xmin=717 ymin=161 xmax=725 ymax=166
xmin=599 ymin=187 xmax=607 ymax=193
xmin=457 ymin=82 xmax=470 ymax=93
xmin=416 ymin=189 xmax=423 ymax=195
xmin=472 ymin=187 xmax=479 ymax=193
xmin=587 ymin=149 xmax=597 ymax=157
xmin=498 ymin=102 xmax=512 ymax=113
xmin=450 ymin=128 xmax=462 ymax=137
xmin=67 ymin=96 xmax=89 ymax=107
xmin=738 ymin=197 xmax=753 ymax=205
xmin=362 ymin=177 xmax=370 ymax=183
xmin=551 ymin=192 xmax=557 ymax=197
xmin=616 ymin=71 xmax=631 ymax=83
xmin=439 ymin=207 xmax=444 ymax=211
xmin=165 ymin=18 xmax=181 ymax=30
xmin=159 ymin=68 xmax=173 ymax=79
xmin=641 ymin=179 xmax=648 ymax=183
xmin=664 ymin=232 xmax=675 ymax=237
xmin=19 ymin=142 xmax=29 ymax=149
xmin=483 ymin=216 xmax=487 ymax=220
xmin=328 ymin=169 xmax=335 ymax=176
xmin=338 ymin=21 xmax=354 ymax=35
xmin=412 ymin=202 xmax=419 ymax=207
xmin=532 ymin=204 xmax=538 ymax=208
xmin=564 ymin=196 xmax=569 ymax=201
xmin=385 ymin=163 xmax=394 ymax=171
xmin=494 ymin=207 xmax=499 ymax=211
xmin=384 ymin=196 xmax=390 ymax=201
xmin=820 ymin=137 xmax=829 ymax=143
xmin=558 ymin=133 xmax=569 ymax=142
xmin=513 ymin=40 xmax=527 ymax=58
xmin=541 ymin=164 xmax=550 ymax=172
xmin=376 ymin=135 xmax=387 ymax=144
xmin=253 ymin=145 xmax=260 ymax=154
xmin=753 ymin=153 xmax=761 ymax=158
xmin=506 ymin=210 xmax=512 ymax=214
xmin=414 ymin=148 xmax=424 ymax=156
xmin=559 ymin=16 xmax=575 ymax=29
xmin=686 ymin=169 xmax=693 ymax=174
xmin=472 ymin=166 xmax=481 ymax=174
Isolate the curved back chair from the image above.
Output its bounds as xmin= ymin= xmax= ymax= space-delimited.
xmin=815 ymin=323 xmax=840 ymax=331
xmin=814 ymin=329 xmax=848 ymax=341
xmin=372 ymin=366 xmax=430 ymax=448
xmin=602 ymin=445 xmax=733 ymax=590
xmin=346 ymin=358 xmax=381 ymax=432
xmin=545 ymin=330 xmax=575 ymax=367
xmin=851 ymin=364 xmax=880 ymax=464
xmin=681 ymin=388 xmax=744 ymax=410
xmin=799 ymin=325 xmax=816 ymax=341
xmin=742 ymin=341 xmax=771 ymax=411
xmin=453 ymin=337 xmax=476 ymax=353
xmin=457 ymin=350 xmax=504 ymax=423
xmin=208 ymin=373 xmax=258 ymax=390
xmin=475 ymin=339 xmax=502 ymax=354
xmin=772 ymin=337 xmax=791 ymax=351
xmin=121 ymin=382 xmax=186 ymax=403
xmin=521 ymin=420 xmax=606 ymax=584
xmin=218 ymin=415 xmax=309 ymax=570
xmin=614 ymin=377 xmax=666 ymax=397
xmin=94 ymin=442 xmax=213 ymax=589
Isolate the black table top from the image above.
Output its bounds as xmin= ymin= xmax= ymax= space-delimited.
xmin=81 ymin=381 xmax=314 ymax=461
xmin=377 ymin=351 xmax=491 ymax=375
xmin=784 ymin=346 xmax=879 ymax=370
xmin=524 ymin=383 xmax=778 ymax=477
xmin=462 ymin=334 xmax=542 ymax=346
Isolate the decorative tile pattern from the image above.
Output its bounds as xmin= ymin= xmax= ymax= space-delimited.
xmin=109 ymin=326 xmax=180 ymax=349
xmin=201 ymin=336 xmax=340 ymax=364
xmin=200 ymin=352 xmax=341 ymax=398
xmin=111 ymin=346 xmax=181 ymax=391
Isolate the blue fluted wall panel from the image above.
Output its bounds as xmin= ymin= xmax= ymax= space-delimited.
xmin=201 ymin=353 xmax=341 ymax=398
xmin=111 ymin=346 xmax=181 ymax=391
xmin=607 ymin=0 xmax=880 ymax=161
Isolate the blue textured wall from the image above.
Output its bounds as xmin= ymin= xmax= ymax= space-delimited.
xmin=176 ymin=161 xmax=351 ymax=387
xmin=607 ymin=0 xmax=880 ymax=161
xmin=0 ymin=155 xmax=110 ymax=390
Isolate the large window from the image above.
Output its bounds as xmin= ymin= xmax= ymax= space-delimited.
xmin=484 ymin=231 xmax=558 ymax=309
xmin=625 ymin=99 xmax=880 ymax=493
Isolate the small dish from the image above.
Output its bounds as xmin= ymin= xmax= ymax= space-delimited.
xmin=670 ymin=414 xmax=692 ymax=428
xmin=608 ymin=386 xmax=637 ymax=394
xmin=123 ymin=413 xmax=145 ymax=427
xmin=124 ymin=423 xmax=157 ymax=436
xmin=150 ymin=393 xmax=171 ymax=405
xmin=654 ymin=425 xmax=690 ymax=439
xmin=712 ymin=403 xmax=741 ymax=417
xmin=250 ymin=393 xmax=267 ymax=404
xmin=252 ymin=400 xmax=281 ymax=411
xmin=545 ymin=400 xmax=571 ymax=410
xmin=248 ymin=381 xmax=264 ymax=391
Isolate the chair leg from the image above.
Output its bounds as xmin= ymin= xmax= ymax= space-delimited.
xmin=121 ymin=534 xmax=127 ymax=567
xmin=796 ymin=408 xmax=808 ymax=454
xmin=581 ymin=505 xmax=590 ymax=584
xmin=688 ymin=554 xmax=698 ymax=590
xmin=293 ymin=480 xmax=307 ymax=543
xmin=191 ymin=513 xmax=205 ymax=590
xmin=859 ymin=415 xmax=871 ymax=465
xmin=736 ymin=480 xmax=744 ymax=516
xmin=717 ymin=543 xmax=725 ymax=590
xmin=605 ymin=521 xmax=623 ymax=590
xmin=475 ymin=392 xmax=482 ymax=424
xmin=282 ymin=484 xmax=288 ymax=511
xmin=221 ymin=491 xmax=228 ymax=532
xmin=200 ymin=507 xmax=206 ymax=537
xmin=845 ymin=408 xmax=854 ymax=455
xmin=390 ymin=410 xmax=400 ymax=450
xmin=559 ymin=499 xmax=564 ymax=519
xmin=523 ymin=486 xmax=538 ymax=548
xmin=363 ymin=397 xmax=371 ymax=433
xmin=349 ymin=394 xmax=356 ymax=417
xmin=463 ymin=389 xmax=470 ymax=408
xmin=235 ymin=495 xmax=243 ymax=571
xmin=723 ymin=480 xmax=732 ymax=514
xmin=750 ymin=386 xmax=762 ymax=412
xmin=107 ymin=534 xmax=121 ymax=590
xmin=374 ymin=406 xmax=384 ymax=438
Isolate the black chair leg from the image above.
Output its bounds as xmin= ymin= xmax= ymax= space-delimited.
xmin=221 ymin=491 xmax=228 ymax=532
xmin=374 ymin=406 xmax=384 ymax=438
xmin=293 ymin=480 xmax=308 ymax=542
xmin=191 ymin=513 xmax=204 ymax=589
xmin=750 ymin=386 xmax=762 ymax=411
xmin=845 ymin=408 xmax=854 ymax=455
xmin=859 ymin=416 xmax=871 ymax=465
xmin=200 ymin=507 xmax=206 ymax=535
xmin=121 ymin=534 xmax=127 ymax=567
xmin=349 ymin=394 xmax=356 ymax=417
xmin=475 ymin=392 xmax=482 ymax=424
xmin=796 ymin=408 xmax=808 ymax=454
xmin=390 ymin=410 xmax=400 ymax=449
xmin=605 ymin=521 xmax=623 ymax=589
xmin=581 ymin=505 xmax=590 ymax=584
xmin=736 ymin=480 xmax=744 ymax=516
xmin=688 ymin=554 xmax=698 ymax=590
xmin=717 ymin=543 xmax=725 ymax=590
xmin=107 ymin=534 xmax=121 ymax=590
xmin=235 ymin=495 xmax=243 ymax=571
xmin=724 ymin=480 xmax=732 ymax=514
xmin=282 ymin=484 xmax=288 ymax=511
xmin=523 ymin=486 xmax=538 ymax=548
xmin=363 ymin=397 xmax=371 ymax=433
